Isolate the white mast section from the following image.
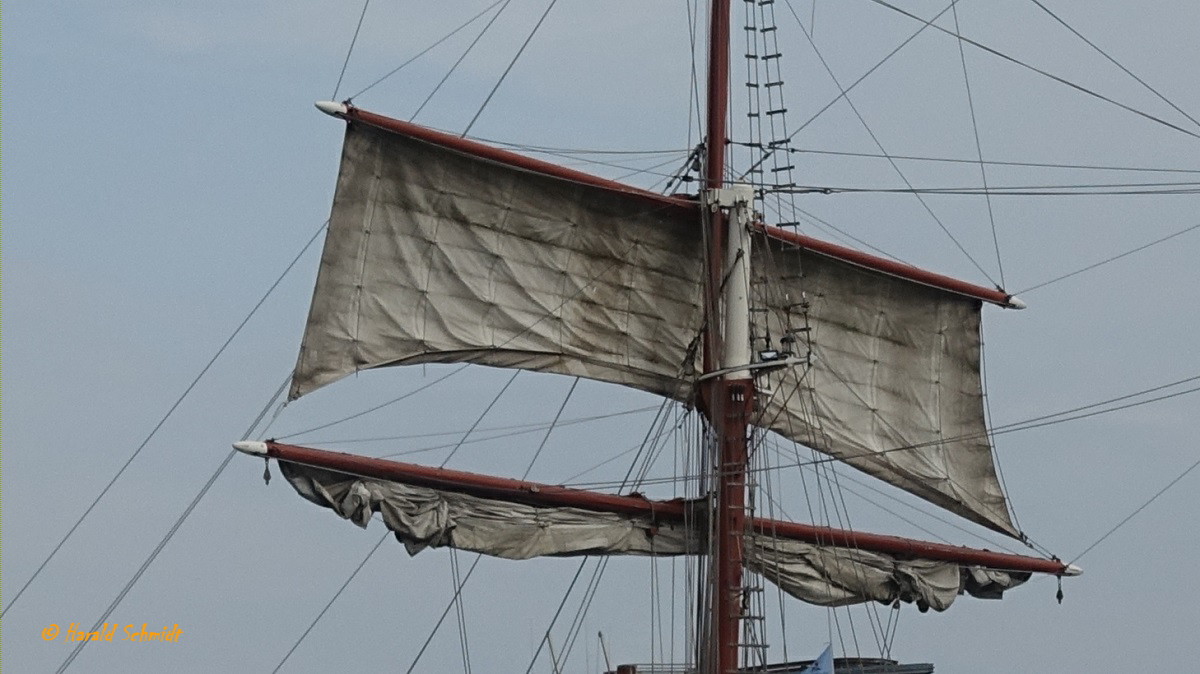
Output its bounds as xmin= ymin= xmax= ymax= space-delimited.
xmin=710 ymin=184 xmax=756 ymax=379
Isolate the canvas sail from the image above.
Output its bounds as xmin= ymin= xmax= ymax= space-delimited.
xmin=291 ymin=115 xmax=1018 ymax=535
xmin=280 ymin=461 xmax=1028 ymax=610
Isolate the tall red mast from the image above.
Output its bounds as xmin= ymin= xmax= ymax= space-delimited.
xmin=702 ymin=2 xmax=752 ymax=673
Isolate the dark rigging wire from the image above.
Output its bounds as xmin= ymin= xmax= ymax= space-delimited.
xmin=951 ymin=3 xmax=1006 ymax=288
xmin=521 ymin=377 xmax=579 ymax=480
xmin=1069 ymin=456 xmax=1200 ymax=565
xmin=784 ymin=0 xmax=1000 ymax=286
xmin=271 ymin=531 xmax=391 ymax=673
xmin=404 ymin=555 xmax=483 ymax=674
xmin=348 ymin=0 xmax=509 ymax=101
xmin=767 ymin=181 xmax=1200 ymax=195
xmin=1028 ymin=0 xmax=1200 ymax=131
xmin=763 ymin=144 xmax=1200 ymax=172
xmin=331 ymin=0 xmax=371 ymax=101
xmin=1016 ymin=221 xmax=1200 ymax=294
xmin=862 ymin=0 xmax=1200 ymax=142
xmin=792 ymin=380 xmax=1200 ymax=470
xmin=305 ymin=404 xmax=658 ymax=446
xmin=410 ymin=0 xmax=514 ymax=122
xmin=745 ymin=0 xmax=963 ymax=178
xmin=406 ymin=376 xmax=577 ymax=671
xmin=462 ymin=0 xmax=560 ymax=137
xmin=559 ymin=373 xmax=1200 ymax=490
xmin=1 ymin=219 xmax=328 ymax=619
xmin=276 ymin=365 xmax=471 ymax=439
xmin=57 ymin=374 xmax=293 ymax=673
xmin=438 ymin=370 xmax=521 ymax=468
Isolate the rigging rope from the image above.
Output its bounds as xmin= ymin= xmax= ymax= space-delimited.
xmin=1069 ymin=456 xmax=1200 ymax=565
xmin=438 ymin=370 xmax=521 ymax=467
xmin=348 ymin=0 xmax=508 ymax=101
xmin=450 ymin=548 xmax=474 ymax=674
xmin=276 ymin=365 xmax=470 ymax=439
xmin=410 ymin=0 xmax=514 ymax=122
xmin=462 ymin=0 xmax=560 ymax=137
xmin=351 ymin=366 xmax=525 ymax=672
xmin=527 ymin=388 xmax=690 ymax=671
xmin=1028 ymin=0 xmax=1200 ymax=131
xmin=785 ymin=0 xmax=1001 ymax=286
xmin=331 ymin=0 xmax=371 ymax=101
xmin=404 ymin=555 xmax=484 ymax=673
xmin=862 ymin=0 xmax=1200 ymax=142
xmin=57 ymin=374 xmax=293 ymax=672
xmin=745 ymin=0 xmax=963 ymax=178
xmin=559 ymin=371 xmax=1200 ymax=492
xmin=767 ymin=181 xmax=1200 ymax=195
xmin=271 ymin=531 xmax=390 ymax=673
xmin=1 ymin=219 xmax=327 ymax=619
xmin=1016 ymin=221 xmax=1200 ymax=294
xmin=521 ymin=377 xmax=579 ymax=479
xmin=305 ymin=404 xmax=659 ymax=446
xmin=411 ymin=375 xmax=677 ymax=672
xmin=951 ymin=3 xmax=1006 ymax=287
xmin=523 ymin=559 xmax=592 ymax=673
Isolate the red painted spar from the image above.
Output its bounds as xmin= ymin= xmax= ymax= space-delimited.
xmin=317 ymin=102 xmax=1023 ymax=311
xmin=251 ymin=441 xmax=1074 ymax=577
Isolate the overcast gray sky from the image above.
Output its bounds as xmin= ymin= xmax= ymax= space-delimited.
xmin=5 ymin=1 xmax=1200 ymax=672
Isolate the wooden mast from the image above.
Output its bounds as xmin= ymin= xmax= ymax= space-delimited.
xmin=701 ymin=2 xmax=752 ymax=672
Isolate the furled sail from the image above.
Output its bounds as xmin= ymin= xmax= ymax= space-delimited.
xmin=280 ymin=460 xmax=1029 ymax=610
xmin=291 ymin=110 xmax=1021 ymax=535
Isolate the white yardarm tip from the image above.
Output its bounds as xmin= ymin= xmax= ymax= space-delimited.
xmin=1062 ymin=563 xmax=1083 ymax=577
xmin=314 ymin=100 xmax=348 ymax=117
xmin=1007 ymin=295 xmax=1027 ymax=310
xmin=233 ymin=440 xmax=269 ymax=456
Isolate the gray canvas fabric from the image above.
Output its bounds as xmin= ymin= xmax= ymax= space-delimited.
xmin=280 ymin=462 xmax=1028 ymax=609
xmin=290 ymin=120 xmax=1015 ymax=535
xmin=753 ymin=237 xmax=1013 ymax=535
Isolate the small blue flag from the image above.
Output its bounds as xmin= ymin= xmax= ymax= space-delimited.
xmin=806 ymin=644 xmax=834 ymax=674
